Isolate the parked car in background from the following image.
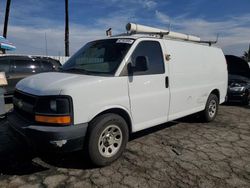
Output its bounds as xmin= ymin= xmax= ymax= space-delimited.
xmin=227 ymin=74 xmax=250 ymax=105
xmin=225 ymin=55 xmax=250 ymax=105
xmin=225 ymin=55 xmax=250 ymax=78
xmin=0 ymin=55 xmax=61 ymax=98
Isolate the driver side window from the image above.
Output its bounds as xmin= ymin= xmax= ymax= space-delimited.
xmin=131 ymin=41 xmax=165 ymax=75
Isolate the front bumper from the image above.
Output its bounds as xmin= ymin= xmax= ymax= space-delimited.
xmin=227 ymin=91 xmax=249 ymax=102
xmin=8 ymin=112 xmax=88 ymax=153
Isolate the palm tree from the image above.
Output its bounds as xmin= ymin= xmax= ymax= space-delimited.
xmin=2 ymin=0 xmax=11 ymax=54
xmin=65 ymin=0 xmax=69 ymax=56
xmin=242 ymin=44 xmax=250 ymax=62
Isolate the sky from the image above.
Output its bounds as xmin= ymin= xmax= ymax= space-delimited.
xmin=0 ymin=0 xmax=250 ymax=57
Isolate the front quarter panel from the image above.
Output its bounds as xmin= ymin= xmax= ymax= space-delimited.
xmin=60 ymin=76 xmax=130 ymax=125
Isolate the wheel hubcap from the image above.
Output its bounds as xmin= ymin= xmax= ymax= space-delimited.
xmin=208 ymin=99 xmax=217 ymax=118
xmin=98 ymin=125 xmax=122 ymax=158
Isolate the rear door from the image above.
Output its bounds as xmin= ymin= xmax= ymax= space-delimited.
xmin=128 ymin=40 xmax=170 ymax=132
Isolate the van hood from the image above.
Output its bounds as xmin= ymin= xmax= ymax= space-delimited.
xmin=16 ymin=72 xmax=108 ymax=96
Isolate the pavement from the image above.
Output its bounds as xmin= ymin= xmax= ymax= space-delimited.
xmin=0 ymin=104 xmax=249 ymax=188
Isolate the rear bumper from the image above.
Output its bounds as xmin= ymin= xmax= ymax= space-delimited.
xmin=8 ymin=112 xmax=88 ymax=153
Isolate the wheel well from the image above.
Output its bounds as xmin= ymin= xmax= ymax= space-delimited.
xmin=93 ymin=108 xmax=132 ymax=134
xmin=211 ymin=89 xmax=220 ymax=101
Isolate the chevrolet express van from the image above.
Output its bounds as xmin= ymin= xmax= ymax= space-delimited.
xmin=8 ymin=23 xmax=228 ymax=166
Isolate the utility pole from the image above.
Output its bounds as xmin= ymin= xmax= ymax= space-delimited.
xmin=45 ymin=32 xmax=48 ymax=56
xmin=65 ymin=0 xmax=69 ymax=57
xmin=2 ymin=0 xmax=12 ymax=54
xmin=248 ymin=43 xmax=250 ymax=62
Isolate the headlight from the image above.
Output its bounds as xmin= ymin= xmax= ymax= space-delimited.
xmin=35 ymin=96 xmax=73 ymax=125
xmin=229 ymin=86 xmax=244 ymax=92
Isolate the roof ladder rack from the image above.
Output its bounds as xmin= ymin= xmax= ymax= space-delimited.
xmin=126 ymin=23 xmax=218 ymax=45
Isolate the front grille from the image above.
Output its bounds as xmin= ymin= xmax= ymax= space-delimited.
xmin=13 ymin=90 xmax=38 ymax=121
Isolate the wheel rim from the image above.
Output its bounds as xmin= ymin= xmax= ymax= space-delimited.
xmin=98 ymin=125 xmax=123 ymax=158
xmin=208 ymin=99 xmax=217 ymax=118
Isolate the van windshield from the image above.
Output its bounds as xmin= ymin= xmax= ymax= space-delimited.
xmin=62 ymin=39 xmax=134 ymax=75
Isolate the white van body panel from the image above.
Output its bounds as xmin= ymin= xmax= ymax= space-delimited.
xmin=60 ymin=76 xmax=130 ymax=125
xmin=123 ymin=38 xmax=170 ymax=132
xmin=162 ymin=40 xmax=228 ymax=121
xmin=16 ymin=73 xmax=131 ymax=125
xmin=127 ymin=73 xmax=169 ymax=132
xmin=16 ymin=72 xmax=102 ymax=96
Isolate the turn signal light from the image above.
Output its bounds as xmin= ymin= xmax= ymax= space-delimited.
xmin=35 ymin=115 xmax=71 ymax=124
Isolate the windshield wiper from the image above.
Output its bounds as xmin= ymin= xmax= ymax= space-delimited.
xmin=60 ymin=66 xmax=114 ymax=76
xmin=60 ymin=67 xmax=91 ymax=74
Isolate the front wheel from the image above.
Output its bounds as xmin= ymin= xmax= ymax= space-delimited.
xmin=202 ymin=94 xmax=219 ymax=122
xmin=87 ymin=113 xmax=129 ymax=166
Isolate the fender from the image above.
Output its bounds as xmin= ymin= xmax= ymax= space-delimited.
xmin=88 ymin=105 xmax=133 ymax=124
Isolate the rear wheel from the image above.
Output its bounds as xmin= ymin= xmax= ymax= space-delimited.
xmin=202 ymin=94 xmax=219 ymax=122
xmin=87 ymin=113 xmax=129 ymax=166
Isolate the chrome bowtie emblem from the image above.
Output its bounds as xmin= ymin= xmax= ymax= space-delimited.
xmin=17 ymin=100 xmax=23 ymax=109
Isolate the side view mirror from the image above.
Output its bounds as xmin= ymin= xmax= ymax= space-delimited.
xmin=127 ymin=56 xmax=149 ymax=75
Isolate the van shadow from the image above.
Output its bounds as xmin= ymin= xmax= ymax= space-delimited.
xmin=130 ymin=121 xmax=177 ymax=141
xmin=0 ymin=120 xmax=47 ymax=175
xmin=42 ymin=116 xmax=201 ymax=169
xmin=0 ymin=114 xmax=202 ymax=175
xmin=0 ymin=120 xmax=95 ymax=175
xmin=39 ymin=122 xmax=179 ymax=170
xmin=0 ymin=157 xmax=47 ymax=176
xmin=38 ymin=151 xmax=95 ymax=170
xmin=243 ymin=105 xmax=250 ymax=110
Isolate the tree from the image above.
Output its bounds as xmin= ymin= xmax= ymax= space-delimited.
xmin=65 ymin=0 xmax=69 ymax=56
xmin=2 ymin=0 xmax=12 ymax=54
xmin=242 ymin=44 xmax=250 ymax=62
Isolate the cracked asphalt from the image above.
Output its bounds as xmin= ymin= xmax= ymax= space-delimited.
xmin=0 ymin=104 xmax=249 ymax=188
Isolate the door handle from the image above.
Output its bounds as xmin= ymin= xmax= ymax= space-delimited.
xmin=165 ymin=76 xmax=169 ymax=88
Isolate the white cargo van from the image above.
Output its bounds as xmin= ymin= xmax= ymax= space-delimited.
xmin=9 ymin=23 xmax=228 ymax=166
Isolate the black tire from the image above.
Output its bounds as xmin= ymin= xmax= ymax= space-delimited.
xmin=87 ymin=113 xmax=129 ymax=166
xmin=241 ymin=90 xmax=249 ymax=106
xmin=202 ymin=94 xmax=219 ymax=122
